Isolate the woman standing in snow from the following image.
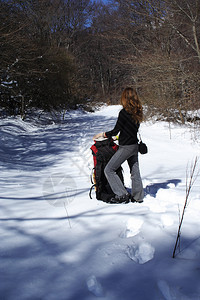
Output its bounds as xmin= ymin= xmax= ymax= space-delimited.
xmin=93 ymin=87 xmax=144 ymax=203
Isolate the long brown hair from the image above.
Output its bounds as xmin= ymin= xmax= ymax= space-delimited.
xmin=120 ymin=87 xmax=143 ymax=123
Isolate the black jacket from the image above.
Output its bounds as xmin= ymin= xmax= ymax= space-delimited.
xmin=105 ymin=108 xmax=139 ymax=145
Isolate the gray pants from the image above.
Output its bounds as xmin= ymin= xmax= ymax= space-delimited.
xmin=104 ymin=144 xmax=144 ymax=201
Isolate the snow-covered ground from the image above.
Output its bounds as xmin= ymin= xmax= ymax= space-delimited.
xmin=0 ymin=105 xmax=200 ymax=300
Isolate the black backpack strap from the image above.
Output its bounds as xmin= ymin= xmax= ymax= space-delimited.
xmin=90 ymin=168 xmax=95 ymax=184
xmin=89 ymin=184 xmax=96 ymax=199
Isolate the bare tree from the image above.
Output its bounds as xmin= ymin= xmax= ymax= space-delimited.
xmin=0 ymin=0 xmax=94 ymax=114
xmin=164 ymin=0 xmax=200 ymax=63
xmin=108 ymin=0 xmax=200 ymax=120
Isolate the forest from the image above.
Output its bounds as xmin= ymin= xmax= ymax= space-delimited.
xmin=1 ymin=0 xmax=200 ymax=122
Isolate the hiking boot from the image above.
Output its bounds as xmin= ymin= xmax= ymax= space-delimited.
xmin=130 ymin=196 xmax=143 ymax=203
xmin=109 ymin=193 xmax=130 ymax=204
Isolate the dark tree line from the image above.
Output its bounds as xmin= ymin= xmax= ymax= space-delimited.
xmin=1 ymin=0 xmax=200 ymax=121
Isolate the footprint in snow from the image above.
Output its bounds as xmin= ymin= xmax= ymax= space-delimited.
xmin=157 ymin=280 xmax=173 ymax=300
xmin=120 ymin=217 xmax=144 ymax=238
xmin=157 ymin=280 xmax=194 ymax=300
xmin=86 ymin=275 xmax=104 ymax=297
xmin=126 ymin=242 xmax=155 ymax=264
xmin=160 ymin=214 xmax=174 ymax=227
xmin=147 ymin=198 xmax=167 ymax=213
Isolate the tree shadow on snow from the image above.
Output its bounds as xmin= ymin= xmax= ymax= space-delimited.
xmin=1 ymin=202 xmax=200 ymax=300
xmin=144 ymin=179 xmax=181 ymax=198
xmin=0 ymin=113 xmax=117 ymax=172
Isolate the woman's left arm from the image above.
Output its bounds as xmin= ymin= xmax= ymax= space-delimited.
xmin=93 ymin=132 xmax=106 ymax=141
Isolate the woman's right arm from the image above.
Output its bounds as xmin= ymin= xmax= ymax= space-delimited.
xmin=93 ymin=132 xmax=106 ymax=140
xmin=93 ymin=109 xmax=124 ymax=140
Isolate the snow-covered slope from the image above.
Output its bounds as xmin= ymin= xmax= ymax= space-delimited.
xmin=0 ymin=106 xmax=200 ymax=300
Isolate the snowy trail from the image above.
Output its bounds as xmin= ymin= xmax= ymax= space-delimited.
xmin=0 ymin=106 xmax=200 ymax=300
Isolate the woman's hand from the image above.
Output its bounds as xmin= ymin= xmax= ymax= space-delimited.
xmin=93 ymin=132 xmax=105 ymax=141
